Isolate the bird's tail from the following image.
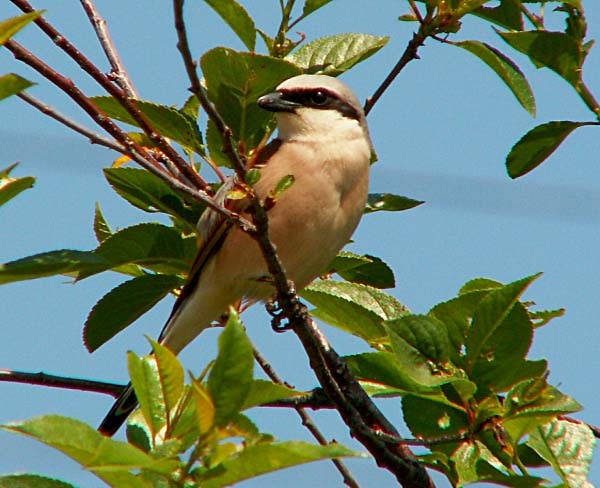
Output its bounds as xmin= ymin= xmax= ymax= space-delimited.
xmin=98 ymin=382 xmax=138 ymax=436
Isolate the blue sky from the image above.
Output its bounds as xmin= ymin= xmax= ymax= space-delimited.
xmin=1 ymin=1 xmax=599 ymax=487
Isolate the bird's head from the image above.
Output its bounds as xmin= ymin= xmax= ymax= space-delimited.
xmin=258 ymin=74 xmax=373 ymax=153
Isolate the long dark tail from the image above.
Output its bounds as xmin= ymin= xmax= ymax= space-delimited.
xmin=98 ymin=382 xmax=138 ymax=436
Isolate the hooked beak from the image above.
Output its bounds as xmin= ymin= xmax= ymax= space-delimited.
xmin=257 ymin=92 xmax=300 ymax=113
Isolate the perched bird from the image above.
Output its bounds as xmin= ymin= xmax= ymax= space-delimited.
xmin=98 ymin=74 xmax=374 ymax=435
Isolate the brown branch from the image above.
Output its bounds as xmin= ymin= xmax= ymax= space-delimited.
xmin=0 ymin=369 xmax=124 ymax=397
xmin=173 ymin=0 xmax=201 ymax=94
xmin=253 ymin=347 xmax=361 ymax=488
xmin=364 ymin=30 xmax=428 ymax=115
xmin=17 ymin=91 xmax=124 ymax=152
xmin=79 ymin=0 xmax=138 ymax=98
xmin=10 ymin=0 xmax=209 ymax=192
xmin=173 ymin=0 xmax=229 ymax=184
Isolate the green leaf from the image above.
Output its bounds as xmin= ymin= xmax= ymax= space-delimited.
xmin=301 ymin=280 xmax=408 ymax=344
xmin=196 ymin=441 xmax=361 ymax=488
xmin=1 ymin=415 xmax=177 ymax=478
xmin=204 ymin=0 xmax=256 ymax=51
xmin=0 ymin=11 xmax=43 ymax=45
xmin=0 ymin=474 xmax=76 ymax=488
xmin=529 ymin=307 xmax=565 ymax=328
xmin=93 ymin=203 xmax=113 ymax=244
xmin=429 ymin=290 xmax=489 ymax=365
xmin=201 ymin=48 xmax=301 ymax=157
xmin=504 ymin=382 xmax=582 ymax=440
xmin=0 ymin=250 xmax=106 ymax=285
xmin=286 ymin=33 xmax=389 ymax=75
xmin=459 ymin=277 xmax=502 ymax=294
xmin=345 ymin=351 xmax=435 ymax=394
xmin=180 ymin=94 xmax=200 ymax=120
xmin=455 ymin=41 xmax=535 ymax=116
xmin=364 ymin=193 xmax=424 ymax=214
xmin=469 ymin=304 xmax=539 ymax=393
xmin=207 ymin=311 xmax=254 ymax=427
xmin=242 ymin=380 xmax=302 ymax=410
xmin=0 ymin=163 xmax=35 ymax=207
xmin=126 ymin=417 xmax=152 ymax=453
xmin=497 ymin=30 xmax=584 ymax=87
xmin=527 ymin=419 xmax=596 ymax=487
xmin=402 ymin=395 xmax=468 ymax=442
xmin=80 ymin=223 xmax=197 ymax=279
xmin=0 ymin=73 xmax=34 ymax=101
xmin=104 ymin=167 xmax=205 ymax=230
xmin=269 ymin=174 xmax=295 ymax=199
xmin=128 ymin=352 xmax=167 ymax=438
xmin=205 ymin=118 xmax=231 ymax=168
xmin=302 ymin=0 xmax=333 ymax=17
xmin=191 ymin=379 xmax=215 ymax=435
xmin=465 ymin=274 xmax=540 ymax=369
xmin=473 ymin=0 xmax=523 ymax=30
xmin=328 ymin=251 xmax=395 ymax=289
xmin=150 ymin=340 xmax=185 ymax=429
xmin=506 ymin=121 xmax=594 ymax=178
xmin=386 ymin=315 xmax=459 ymax=387
xmin=91 ymin=97 xmax=204 ymax=154
xmin=84 ymin=274 xmax=181 ymax=352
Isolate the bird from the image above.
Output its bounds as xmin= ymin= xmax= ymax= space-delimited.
xmin=98 ymin=74 xmax=374 ymax=436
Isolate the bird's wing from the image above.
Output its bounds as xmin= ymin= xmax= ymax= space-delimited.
xmin=99 ymin=140 xmax=282 ymax=436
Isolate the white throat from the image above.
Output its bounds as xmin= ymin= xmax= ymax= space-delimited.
xmin=276 ymin=107 xmax=366 ymax=144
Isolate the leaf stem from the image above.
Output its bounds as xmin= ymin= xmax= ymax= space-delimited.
xmin=575 ymin=81 xmax=600 ymax=121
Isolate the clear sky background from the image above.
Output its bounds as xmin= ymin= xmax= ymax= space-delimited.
xmin=1 ymin=1 xmax=599 ymax=487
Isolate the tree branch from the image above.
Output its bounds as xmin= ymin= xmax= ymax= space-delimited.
xmin=10 ymin=0 xmax=209 ymax=192
xmin=364 ymin=30 xmax=427 ymax=115
xmin=0 ymin=369 xmax=124 ymax=398
xmin=79 ymin=0 xmax=138 ymax=98
xmin=17 ymin=91 xmax=124 ymax=152
xmin=363 ymin=4 xmax=439 ymax=116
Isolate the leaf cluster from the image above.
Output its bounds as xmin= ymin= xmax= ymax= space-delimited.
xmin=302 ymin=273 xmax=593 ymax=487
xmin=1 ymin=314 xmax=360 ymax=488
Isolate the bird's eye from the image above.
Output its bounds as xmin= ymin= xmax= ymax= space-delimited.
xmin=309 ymin=91 xmax=329 ymax=106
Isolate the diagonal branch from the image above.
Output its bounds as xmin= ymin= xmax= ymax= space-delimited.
xmin=10 ymin=0 xmax=209 ymax=191
xmin=364 ymin=4 xmax=437 ymax=115
xmin=79 ymin=0 xmax=138 ymax=98
xmin=17 ymin=91 xmax=124 ymax=152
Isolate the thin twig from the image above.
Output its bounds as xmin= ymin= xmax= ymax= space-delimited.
xmin=10 ymin=0 xmax=209 ymax=192
xmin=17 ymin=91 xmax=125 ymax=152
xmin=79 ymin=0 xmax=138 ymax=98
xmin=0 ymin=369 xmax=124 ymax=398
xmin=173 ymin=0 xmax=228 ymax=184
xmin=173 ymin=0 xmax=201 ymax=94
xmin=364 ymin=30 xmax=428 ymax=115
xmin=253 ymin=347 xmax=361 ymax=488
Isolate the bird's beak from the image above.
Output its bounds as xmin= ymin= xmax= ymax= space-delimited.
xmin=257 ymin=92 xmax=299 ymax=112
